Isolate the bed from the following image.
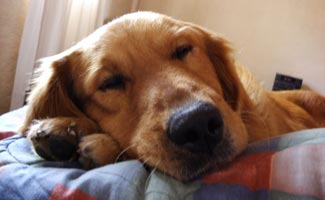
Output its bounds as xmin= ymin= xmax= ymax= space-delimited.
xmin=0 ymin=107 xmax=324 ymax=200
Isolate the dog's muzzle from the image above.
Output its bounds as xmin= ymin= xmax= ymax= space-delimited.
xmin=167 ymin=101 xmax=224 ymax=153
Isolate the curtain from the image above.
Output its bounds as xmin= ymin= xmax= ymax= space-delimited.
xmin=0 ymin=0 xmax=29 ymax=114
xmin=10 ymin=0 xmax=138 ymax=110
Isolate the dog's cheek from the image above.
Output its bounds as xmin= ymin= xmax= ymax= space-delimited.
xmin=131 ymin=131 xmax=162 ymax=163
xmin=220 ymin=107 xmax=248 ymax=154
xmin=130 ymin=109 xmax=170 ymax=161
xmin=82 ymin=103 xmax=128 ymax=152
xmin=132 ymin=132 xmax=181 ymax=177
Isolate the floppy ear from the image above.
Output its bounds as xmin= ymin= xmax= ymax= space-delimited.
xmin=201 ymin=30 xmax=247 ymax=111
xmin=21 ymin=54 xmax=85 ymax=133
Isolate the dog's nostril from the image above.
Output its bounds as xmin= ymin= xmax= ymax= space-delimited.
xmin=187 ymin=131 xmax=199 ymax=143
xmin=207 ymin=118 xmax=224 ymax=144
xmin=208 ymin=119 xmax=218 ymax=134
xmin=208 ymin=118 xmax=223 ymax=135
xmin=167 ymin=101 xmax=224 ymax=153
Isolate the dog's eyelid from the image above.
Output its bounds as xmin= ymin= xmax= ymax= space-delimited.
xmin=99 ymin=74 xmax=127 ymax=91
xmin=171 ymin=44 xmax=193 ymax=60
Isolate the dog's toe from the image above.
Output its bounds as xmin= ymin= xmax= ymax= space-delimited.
xmin=32 ymin=134 xmax=78 ymax=161
xmin=78 ymin=134 xmax=121 ymax=169
xmin=28 ymin=121 xmax=79 ymax=161
xmin=48 ymin=136 xmax=78 ymax=160
xmin=34 ymin=146 xmax=54 ymax=161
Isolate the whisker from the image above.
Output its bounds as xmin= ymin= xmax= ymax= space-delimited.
xmin=114 ymin=144 xmax=136 ymax=163
xmin=138 ymin=155 xmax=153 ymax=171
xmin=139 ymin=156 xmax=151 ymax=166
xmin=144 ymin=159 xmax=161 ymax=190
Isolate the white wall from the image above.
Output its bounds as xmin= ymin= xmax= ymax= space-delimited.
xmin=138 ymin=0 xmax=325 ymax=94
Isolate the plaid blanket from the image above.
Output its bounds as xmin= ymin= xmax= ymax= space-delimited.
xmin=0 ymin=107 xmax=324 ymax=200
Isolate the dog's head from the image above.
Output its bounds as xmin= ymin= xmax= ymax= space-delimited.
xmin=24 ymin=12 xmax=250 ymax=181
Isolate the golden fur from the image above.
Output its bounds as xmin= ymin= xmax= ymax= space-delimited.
xmin=22 ymin=12 xmax=325 ymax=181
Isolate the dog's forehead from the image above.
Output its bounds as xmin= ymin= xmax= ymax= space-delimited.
xmin=112 ymin=11 xmax=168 ymax=25
xmin=90 ymin=13 xmax=191 ymax=65
xmin=107 ymin=13 xmax=181 ymax=46
xmin=79 ymin=12 xmax=203 ymax=60
xmin=75 ymin=12 xmax=209 ymax=95
xmin=78 ymin=12 xmax=180 ymax=61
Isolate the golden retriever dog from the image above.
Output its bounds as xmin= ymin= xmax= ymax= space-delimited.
xmin=21 ymin=11 xmax=325 ymax=181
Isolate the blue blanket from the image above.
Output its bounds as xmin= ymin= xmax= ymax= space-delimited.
xmin=1 ymin=107 xmax=325 ymax=200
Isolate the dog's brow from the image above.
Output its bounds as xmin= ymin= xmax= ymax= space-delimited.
xmin=100 ymin=58 xmax=120 ymax=72
xmin=175 ymin=26 xmax=191 ymax=34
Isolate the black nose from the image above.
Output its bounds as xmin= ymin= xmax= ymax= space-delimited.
xmin=167 ymin=101 xmax=224 ymax=153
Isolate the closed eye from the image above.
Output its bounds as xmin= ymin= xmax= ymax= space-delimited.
xmin=99 ymin=74 xmax=126 ymax=91
xmin=171 ymin=44 xmax=193 ymax=60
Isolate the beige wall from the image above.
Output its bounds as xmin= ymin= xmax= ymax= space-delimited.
xmin=139 ymin=0 xmax=325 ymax=94
xmin=0 ymin=0 xmax=29 ymax=114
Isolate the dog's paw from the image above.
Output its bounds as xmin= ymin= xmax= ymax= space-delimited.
xmin=79 ymin=134 xmax=121 ymax=169
xmin=27 ymin=119 xmax=79 ymax=161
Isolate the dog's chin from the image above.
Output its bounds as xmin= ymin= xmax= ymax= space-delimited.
xmin=153 ymin=137 xmax=237 ymax=182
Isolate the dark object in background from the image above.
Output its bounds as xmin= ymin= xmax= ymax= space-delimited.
xmin=272 ymin=73 xmax=303 ymax=91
